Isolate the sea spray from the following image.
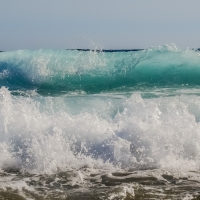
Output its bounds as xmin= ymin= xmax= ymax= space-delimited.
xmin=0 ymin=88 xmax=200 ymax=173
xmin=1 ymin=44 xmax=200 ymax=94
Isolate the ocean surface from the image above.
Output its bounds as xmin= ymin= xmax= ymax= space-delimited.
xmin=1 ymin=44 xmax=200 ymax=199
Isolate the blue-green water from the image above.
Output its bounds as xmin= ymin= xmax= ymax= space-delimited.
xmin=1 ymin=44 xmax=200 ymax=94
xmin=1 ymin=44 xmax=200 ymax=199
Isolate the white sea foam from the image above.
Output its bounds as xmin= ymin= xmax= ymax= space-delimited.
xmin=0 ymin=87 xmax=200 ymax=174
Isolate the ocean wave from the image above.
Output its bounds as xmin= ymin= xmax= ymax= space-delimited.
xmin=0 ymin=44 xmax=200 ymax=94
xmin=0 ymin=87 xmax=200 ymax=174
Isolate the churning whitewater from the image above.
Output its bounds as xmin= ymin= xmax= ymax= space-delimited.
xmin=1 ymin=44 xmax=200 ymax=199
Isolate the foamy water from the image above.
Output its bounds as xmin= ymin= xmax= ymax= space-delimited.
xmin=1 ymin=45 xmax=200 ymax=199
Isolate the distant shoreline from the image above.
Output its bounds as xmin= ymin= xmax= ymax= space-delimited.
xmin=1 ymin=48 xmax=200 ymax=52
xmin=68 ymin=49 xmax=144 ymax=52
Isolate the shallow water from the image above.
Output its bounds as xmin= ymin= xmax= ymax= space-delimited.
xmin=1 ymin=169 xmax=200 ymax=199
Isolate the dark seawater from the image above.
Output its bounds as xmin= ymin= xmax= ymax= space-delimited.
xmin=1 ymin=44 xmax=200 ymax=199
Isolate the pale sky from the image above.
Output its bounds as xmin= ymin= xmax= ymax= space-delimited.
xmin=1 ymin=0 xmax=200 ymax=51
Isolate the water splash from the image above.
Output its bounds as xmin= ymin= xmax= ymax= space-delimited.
xmin=0 ymin=45 xmax=200 ymax=94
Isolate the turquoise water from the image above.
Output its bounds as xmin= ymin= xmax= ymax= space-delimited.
xmin=1 ymin=44 xmax=200 ymax=94
xmin=1 ymin=44 xmax=200 ymax=199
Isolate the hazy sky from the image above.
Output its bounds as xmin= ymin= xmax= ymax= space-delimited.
xmin=1 ymin=0 xmax=200 ymax=51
